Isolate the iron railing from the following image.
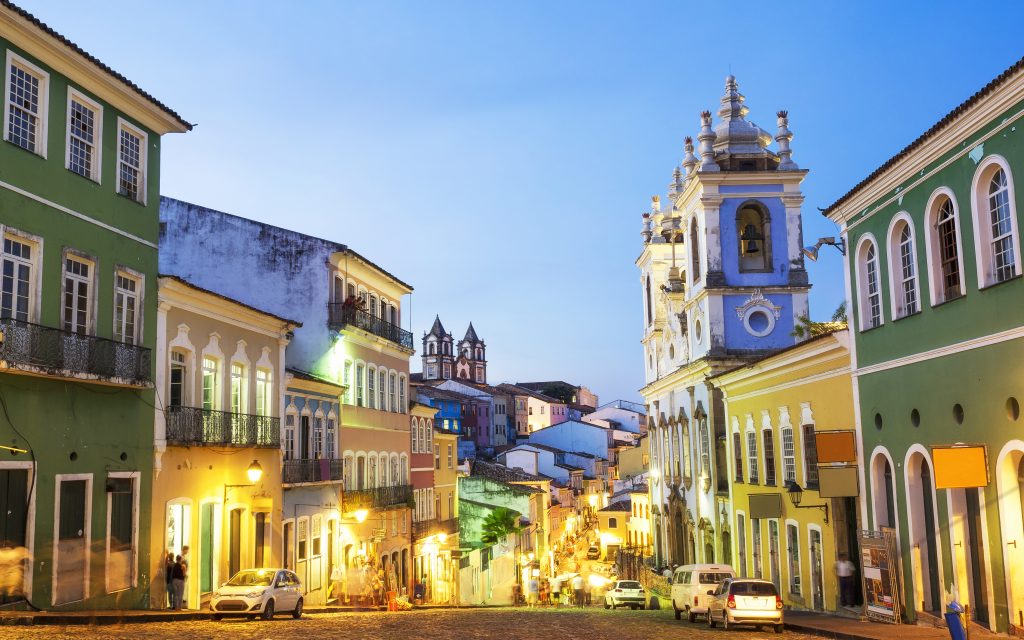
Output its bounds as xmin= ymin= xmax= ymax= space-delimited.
xmin=327 ymin=304 xmax=413 ymax=350
xmin=411 ymin=517 xmax=459 ymax=541
xmin=165 ymin=406 xmax=280 ymax=448
xmin=343 ymin=484 xmax=413 ymax=511
xmin=0 ymin=317 xmax=151 ymax=384
xmin=282 ymin=458 xmax=343 ymax=484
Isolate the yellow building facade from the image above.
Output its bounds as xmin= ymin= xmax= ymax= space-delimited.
xmin=714 ymin=330 xmax=857 ymax=613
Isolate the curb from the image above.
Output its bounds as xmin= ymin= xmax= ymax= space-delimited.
xmin=784 ymin=621 xmax=878 ymax=640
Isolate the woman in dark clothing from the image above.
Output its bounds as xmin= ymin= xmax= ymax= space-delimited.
xmin=171 ymin=555 xmax=186 ymax=610
xmin=165 ymin=552 xmax=175 ymax=609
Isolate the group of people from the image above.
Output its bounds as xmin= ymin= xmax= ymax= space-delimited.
xmin=164 ymin=546 xmax=189 ymax=610
xmin=330 ymin=556 xmax=395 ymax=608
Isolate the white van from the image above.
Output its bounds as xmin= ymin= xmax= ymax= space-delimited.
xmin=670 ymin=564 xmax=736 ymax=622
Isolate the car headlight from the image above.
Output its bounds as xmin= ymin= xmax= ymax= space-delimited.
xmin=245 ymin=589 xmax=266 ymax=599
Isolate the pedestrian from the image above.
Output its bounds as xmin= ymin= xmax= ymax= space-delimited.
xmin=164 ymin=551 xmax=175 ymax=609
xmin=662 ymin=565 xmax=672 ymax=579
xmin=171 ymin=555 xmax=186 ymax=610
xmin=551 ymin=576 xmax=562 ymax=607
xmin=571 ymin=573 xmax=586 ymax=608
xmin=836 ymin=553 xmax=856 ymax=607
xmin=526 ymin=576 xmax=540 ymax=608
xmin=180 ymin=545 xmax=190 ymax=608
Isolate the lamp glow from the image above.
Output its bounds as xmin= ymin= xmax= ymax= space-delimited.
xmin=354 ymin=509 xmax=369 ymax=523
xmin=246 ymin=460 xmax=263 ymax=483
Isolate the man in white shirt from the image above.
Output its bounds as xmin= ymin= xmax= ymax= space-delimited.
xmin=571 ymin=574 xmax=586 ymax=608
xmin=836 ymin=553 xmax=856 ymax=607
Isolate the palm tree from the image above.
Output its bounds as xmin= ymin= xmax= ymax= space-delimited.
xmin=480 ymin=507 xmax=522 ymax=547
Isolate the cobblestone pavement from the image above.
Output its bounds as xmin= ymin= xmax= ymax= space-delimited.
xmin=0 ymin=607 xmax=822 ymax=640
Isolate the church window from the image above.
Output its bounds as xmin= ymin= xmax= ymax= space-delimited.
xmin=690 ymin=218 xmax=701 ymax=283
xmin=737 ymin=203 xmax=770 ymax=271
xmin=645 ymin=275 xmax=653 ymax=325
xmin=428 ymin=342 xmax=436 ymax=355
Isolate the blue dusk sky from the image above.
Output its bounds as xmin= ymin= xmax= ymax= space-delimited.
xmin=18 ymin=1 xmax=1024 ymax=402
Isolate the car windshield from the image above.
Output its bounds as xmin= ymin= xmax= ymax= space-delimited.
xmin=699 ymin=572 xmax=732 ymax=584
xmin=225 ymin=570 xmax=275 ymax=587
xmin=731 ymin=581 xmax=777 ymax=596
xmin=617 ymin=581 xmax=642 ymax=590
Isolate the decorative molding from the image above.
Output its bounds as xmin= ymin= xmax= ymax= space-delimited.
xmin=734 ymin=289 xmax=782 ymax=321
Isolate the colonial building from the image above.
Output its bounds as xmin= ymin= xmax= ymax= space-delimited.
xmin=158 ymin=198 xmax=415 ymax=604
xmin=0 ymin=3 xmax=189 ymax=609
xmin=713 ymin=329 xmax=856 ymax=613
xmin=151 ymin=276 xmax=296 ymax=609
xmin=638 ymin=76 xmax=810 ymax=568
xmin=824 ymin=56 xmax=1024 ymax=631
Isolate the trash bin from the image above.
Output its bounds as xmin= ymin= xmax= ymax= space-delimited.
xmin=944 ymin=612 xmax=966 ymax=640
xmin=387 ymin=590 xmax=398 ymax=612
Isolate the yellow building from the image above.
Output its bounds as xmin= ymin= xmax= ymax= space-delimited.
xmin=713 ymin=329 xmax=856 ymax=613
xmin=596 ymin=502 xmax=630 ymax=561
xmin=411 ymin=425 xmax=459 ymax=603
xmin=627 ymin=487 xmax=652 ymax=554
xmin=152 ymin=276 xmax=298 ymax=609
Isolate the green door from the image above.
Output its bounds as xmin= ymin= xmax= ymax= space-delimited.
xmin=201 ymin=503 xmax=214 ymax=593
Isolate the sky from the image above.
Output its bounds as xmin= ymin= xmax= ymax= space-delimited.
xmin=18 ymin=1 xmax=1024 ymax=403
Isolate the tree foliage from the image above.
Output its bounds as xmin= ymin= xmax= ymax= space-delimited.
xmin=791 ymin=301 xmax=848 ymax=339
xmin=480 ymin=506 xmax=522 ymax=547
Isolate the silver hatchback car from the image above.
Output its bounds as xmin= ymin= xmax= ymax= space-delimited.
xmin=211 ymin=568 xmax=304 ymax=621
xmin=707 ymin=578 xmax=784 ymax=633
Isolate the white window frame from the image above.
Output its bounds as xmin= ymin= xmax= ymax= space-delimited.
xmin=785 ymin=519 xmax=802 ymax=595
xmin=61 ymin=251 xmax=96 ymax=335
xmin=355 ymin=361 xmax=365 ymax=407
xmin=923 ymin=187 xmax=967 ymax=306
xmin=1 ymin=228 xmax=42 ymax=322
xmin=284 ymin=406 xmax=297 ymax=461
xmin=326 ymin=412 xmax=336 ymax=459
xmin=4 ymin=51 xmax=49 ymax=158
xmin=367 ymin=364 xmax=376 ymax=410
xmin=202 ymin=356 xmax=220 ymax=411
xmin=52 ymin=473 xmax=92 ymax=605
xmin=342 ymin=360 xmax=353 ymax=404
xmin=255 ymin=368 xmax=272 ymax=416
xmin=65 ymin=88 xmax=102 ymax=182
xmin=112 ymin=268 xmax=143 ymax=345
xmin=230 ymin=362 xmax=247 ymax=414
xmin=855 ymin=234 xmax=883 ymax=331
xmin=886 ymin=213 xmax=919 ymax=319
xmin=115 ymin=117 xmax=148 ymax=204
xmin=970 ymin=155 xmax=1022 ymax=287
xmin=780 ymin=409 xmax=796 ymax=485
xmin=104 ymin=471 xmax=140 ymax=593
xmin=746 ymin=421 xmax=759 ymax=484
xmin=313 ymin=410 xmax=325 ymax=460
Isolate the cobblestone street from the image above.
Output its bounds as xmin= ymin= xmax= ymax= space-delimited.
xmin=0 ymin=607 xmax=824 ymax=640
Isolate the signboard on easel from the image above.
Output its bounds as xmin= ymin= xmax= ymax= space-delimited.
xmin=858 ymin=528 xmax=902 ymax=624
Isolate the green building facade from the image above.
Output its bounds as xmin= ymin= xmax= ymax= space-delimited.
xmin=0 ymin=2 xmax=188 ymax=609
xmin=826 ymin=57 xmax=1024 ymax=632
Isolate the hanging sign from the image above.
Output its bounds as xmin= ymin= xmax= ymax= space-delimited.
xmin=817 ymin=466 xmax=859 ymax=498
xmin=748 ymin=493 xmax=783 ymax=519
xmin=815 ymin=430 xmax=857 ymax=464
xmin=931 ymin=445 xmax=988 ymax=489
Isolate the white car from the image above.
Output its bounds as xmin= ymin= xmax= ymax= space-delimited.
xmin=707 ymin=578 xmax=784 ymax=633
xmin=211 ymin=568 xmax=304 ymax=620
xmin=604 ymin=579 xmax=646 ymax=610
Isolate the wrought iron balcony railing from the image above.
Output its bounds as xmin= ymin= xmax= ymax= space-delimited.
xmin=283 ymin=458 xmax=343 ymax=484
xmin=343 ymin=484 xmax=413 ymax=511
xmin=327 ymin=304 xmax=413 ymax=350
xmin=0 ymin=317 xmax=151 ymax=384
xmin=165 ymin=406 xmax=280 ymax=448
xmin=412 ymin=517 xmax=459 ymax=541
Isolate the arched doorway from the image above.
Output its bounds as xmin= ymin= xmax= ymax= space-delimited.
xmin=704 ymin=542 xmax=714 ymax=563
xmin=721 ymin=531 xmax=732 ymax=565
xmin=906 ymin=451 xmax=941 ymax=613
xmin=673 ymin=508 xmax=685 ymax=564
xmin=997 ymin=443 xmax=1024 ymax=629
xmin=870 ymin=451 xmax=897 ymax=529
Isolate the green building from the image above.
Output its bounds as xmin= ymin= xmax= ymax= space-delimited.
xmin=0 ymin=2 xmax=189 ymax=609
xmin=825 ymin=56 xmax=1024 ymax=632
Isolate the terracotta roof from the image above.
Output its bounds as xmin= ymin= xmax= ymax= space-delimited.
xmin=286 ymin=368 xmax=343 ymax=389
xmin=2 ymin=0 xmax=191 ymax=131
xmin=600 ymin=502 xmax=631 ymax=513
xmin=824 ymin=55 xmax=1024 ymax=216
xmin=159 ymin=274 xmax=302 ymax=327
xmin=471 ymin=460 xmax=547 ymax=490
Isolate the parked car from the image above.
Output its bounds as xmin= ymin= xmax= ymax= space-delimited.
xmin=604 ymin=579 xmax=646 ymax=610
xmin=211 ymin=568 xmax=304 ymax=621
xmin=706 ymin=578 xmax=784 ymax=633
xmin=586 ymin=546 xmax=601 ymax=560
xmin=670 ymin=563 xmax=736 ymax=622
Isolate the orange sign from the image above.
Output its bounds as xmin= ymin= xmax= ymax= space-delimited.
xmin=932 ymin=445 xmax=989 ymax=489
xmin=815 ymin=431 xmax=857 ymax=464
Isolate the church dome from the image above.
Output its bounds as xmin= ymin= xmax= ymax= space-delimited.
xmin=711 ymin=76 xmax=776 ymax=169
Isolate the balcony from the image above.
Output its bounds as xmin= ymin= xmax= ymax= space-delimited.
xmin=165 ymin=406 xmax=280 ymax=448
xmin=413 ymin=517 xmax=459 ymax=540
xmin=343 ymin=484 xmax=413 ymax=511
xmin=0 ymin=317 xmax=151 ymax=385
xmin=283 ymin=458 xmax=343 ymax=485
xmin=327 ymin=304 xmax=413 ymax=350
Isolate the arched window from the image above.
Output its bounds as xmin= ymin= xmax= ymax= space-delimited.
xmin=367 ymin=365 xmax=376 ymax=410
xmin=367 ymin=454 xmax=377 ymax=489
xmin=887 ymin=215 xmax=918 ymax=318
xmin=925 ymin=190 xmax=964 ymax=305
xmin=368 ymin=294 xmax=378 ymax=317
xmin=736 ymin=202 xmax=770 ymax=271
xmin=645 ymin=275 xmax=653 ymax=325
xmin=333 ymin=276 xmax=344 ymax=303
xmin=391 ymin=455 xmax=399 ymax=486
xmin=609 ymin=517 xmax=618 ymax=529
xmin=699 ymin=416 xmax=711 ymax=483
xmin=972 ymin=159 xmax=1020 ymax=286
xmin=380 ymin=453 xmax=389 ymax=487
xmin=428 ymin=342 xmax=436 ymax=355
xmin=690 ymin=218 xmax=701 ymax=283
xmin=856 ymin=236 xmax=882 ymax=330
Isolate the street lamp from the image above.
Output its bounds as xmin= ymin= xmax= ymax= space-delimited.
xmin=802 ymin=237 xmax=847 ymax=261
xmin=786 ymin=481 xmax=829 ymax=523
xmin=246 ymin=460 xmax=264 ymax=483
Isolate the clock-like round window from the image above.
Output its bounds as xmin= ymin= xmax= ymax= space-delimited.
xmin=742 ymin=306 xmax=776 ymax=337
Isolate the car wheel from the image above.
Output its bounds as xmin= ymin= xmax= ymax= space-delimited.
xmin=674 ymin=605 xmax=682 ymax=620
xmin=722 ymin=612 xmax=731 ymax=631
xmin=774 ymin=624 xmax=784 ymax=634
xmin=640 ymin=602 xmax=646 ymax=610
xmin=708 ymin=610 xmax=716 ymax=628
xmin=605 ymin=599 xmax=611 ymax=610
xmin=292 ymin=598 xmax=303 ymax=619
xmin=261 ymin=599 xmax=275 ymax=620
xmin=630 ymin=604 xmax=638 ymax=610
xmin=687 ymin=607 xmax=696 ymax=623
xmin=212 ymin=614 xmax=222 ymax=621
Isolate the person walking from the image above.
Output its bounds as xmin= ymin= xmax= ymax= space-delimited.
xmin=836 ymin=553 xmax=856 ymax=607
xmin=180 ymin=545 xmax=190 ymax=609
xmin=571 ymin=573 xmax=586 ymax=608
xmin=164 ymin=551 xmax=175 ymax=609
xmin=550 ymin=576 xmax=562 ymax=607
xmin=526 ymin=576 xmax=540 ymax=608
xmin=171 ymin=555 xmax=186 ymax=610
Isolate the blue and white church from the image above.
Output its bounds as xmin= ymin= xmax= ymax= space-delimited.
xmin=637 ymin=76 xmax=810 ymax=568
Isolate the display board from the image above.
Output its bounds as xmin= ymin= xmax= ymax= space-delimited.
xmin=818 ymin=465 xmax=859 ymax=498
xmin=815 ymin=431 xmax=858 ymax=464
xmin=932 ymin=445 xmax=988 ymax=489
xmin=748 ymin=493 xmax=783 ymax=519
xmin=858 ymin=528 xmax=902 ymax=624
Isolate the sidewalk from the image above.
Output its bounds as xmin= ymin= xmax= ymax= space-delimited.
xmin=785 ymin=611 xmax=952 ymax=640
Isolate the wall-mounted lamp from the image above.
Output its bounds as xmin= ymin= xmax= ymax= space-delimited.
xmin=786 ymin=481 xmax=829 ymax=523
xmin=802 ymin=237 xmax=847 ymax=262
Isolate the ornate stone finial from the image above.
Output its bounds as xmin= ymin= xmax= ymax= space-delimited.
xmin=718 ymin=75 xmax=749 ymax=122
xmin=669 ymin=166 xmax=684 ymax=195
xmin=641 ymin=212 xmax=652 ymax=243
xmin=697 ymin=111 xmax=720 ymax=172
xmin=775 ymin=110 xmax=798 ymax=170
xmin=650 ymin=196 xmax=665 ymax=243
xmin=682 ymin=136 xmax=698 ymax=177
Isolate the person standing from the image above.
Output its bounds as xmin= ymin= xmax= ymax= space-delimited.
xmin=550 ymin=576 xmax=561 ymax=607
xmin=526 ymin=576 xmax=539 ymax=608
xmin=171 ymin=555 xmax=186 ymax=610
xmin=180 ymin=545 xmax=190 ymax=608
xmin=571 ymin=574 xmax=586 ymax=608
xmin=836 ymin=553 xmax=856 ymax=607
xmin=165 ymin=551 xmax=175 ymax=609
